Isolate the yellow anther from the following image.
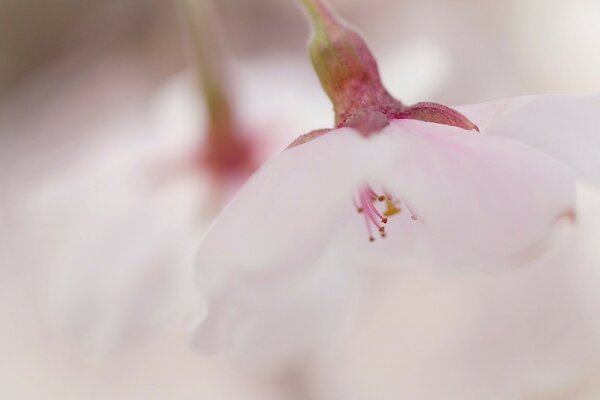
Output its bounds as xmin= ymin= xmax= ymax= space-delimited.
xmin=383 ymin=199 xmax=401 ymax=217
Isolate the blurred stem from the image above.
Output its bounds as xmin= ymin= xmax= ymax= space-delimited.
xmin=181 ymin=0 xmax=235 ymax=137
xmin=180 ymin=0 xmax=256 ymax=185
xmin=278 ymin=364 xmax=315 ymax=400
xmin=299 ymin=0 xmax=336 ymax=32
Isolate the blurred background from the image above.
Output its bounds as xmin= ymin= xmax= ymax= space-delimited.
xmin=1 ymin=0 xmax=600 ymax=399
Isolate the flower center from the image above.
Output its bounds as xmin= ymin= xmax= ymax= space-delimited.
xmin=353 ymin=184 xmax=419 ymax=242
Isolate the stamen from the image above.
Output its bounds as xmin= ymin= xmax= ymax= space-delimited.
xmin=352 ymin=193 xmax=364 ymax=213
xmin=361 ymin=192 xmax=383 ymax=229
xmin=353 ymin=184 xmax=420 ymax=242
xmin=363 ymin=210 xmax=375 ymax=242
xmin=363 ymin=190 xmax=387 ymax=224
xmin=364 ymin=186 xmax=385 ymax=203
xmin=402 ymin=198 xmax=419 ymax=221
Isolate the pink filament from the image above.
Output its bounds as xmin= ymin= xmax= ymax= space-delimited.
xmin=353 ymin=184 xmax=419 ymax=241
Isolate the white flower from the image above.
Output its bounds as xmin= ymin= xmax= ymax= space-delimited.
xmin=191 ymin=111 xmax=578 ymax=366
xmin=0 ymin=53 xmax=320 ymax=399
xmin=0 ymin=50 xmax=327 ymax=355
xmin=189 ymin=0 xmax=591 ymax=369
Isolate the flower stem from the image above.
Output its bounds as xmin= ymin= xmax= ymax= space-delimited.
xmin=296 ymin=0 xmax=478 ymax=134
xmin=182 ymin=0 xmax=235 ymax=137
xmin=299 ymin=0 xmax=336 ymax=32
xmin=298 ymin=0 xmax=404 ymax=129
xmin=181 ymin=0 xmax=256 ymax=181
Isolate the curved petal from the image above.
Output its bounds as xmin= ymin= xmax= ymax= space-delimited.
xmin=38 ymin=142 xmax=203 ymax=353
xmin=456 ymin=94 xmax=600 ymax=185
xmin=192 ymin=119 xmax=577 ymax=360
xmin=340 ymin=119 xmax=577 ymax=270
xmin=193 ymin=247 xmax=359 ymax=372
xmin=191 ymin=129 xmax=393 ymax=356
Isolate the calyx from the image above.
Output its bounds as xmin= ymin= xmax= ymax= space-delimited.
xmin=300 ymin=0 xmax=478 ymax=137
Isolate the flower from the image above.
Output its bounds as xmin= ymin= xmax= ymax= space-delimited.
xmin=0 ymin=0 xmax=330 ymax=355
xmin=190 ymin=0 xmax=581 ymax=367
xmin=30 ymin=62 xmax=325 ymax=354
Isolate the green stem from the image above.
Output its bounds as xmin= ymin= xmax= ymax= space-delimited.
xmin=299 ymin=0 xmax=336 ymax=32
xmin=182 ymin=0 xmax=235 ymax=136
xmin=297 ymin=0 xmax=403 ymax=127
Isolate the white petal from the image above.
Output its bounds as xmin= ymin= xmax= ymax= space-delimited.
xmin=313 ymin=183 xmax=600 ymax=400
xmin=191 ymin=129 xmax=393 ymax=358
xmin=195 ymin=129 xmax=393 ymax=284
xmin=341 ymin=119 xmax=576 ymax=270
xmin=194 ymin=247 xmax=359 ymax=372
xmin=456 ymin=94 xmax=600 ymax=185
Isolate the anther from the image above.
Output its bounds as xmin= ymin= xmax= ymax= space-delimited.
xmin=384 ymin=199 xmax=401 ymax=217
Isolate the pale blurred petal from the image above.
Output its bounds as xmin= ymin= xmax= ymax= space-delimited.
xmin=29 ymin=132 xmax=204 ymax=354
xmin=456 ymin=94 xmax=600 ymax=185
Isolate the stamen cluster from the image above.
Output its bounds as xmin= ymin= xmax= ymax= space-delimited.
xmin=353 ymin=184 xmax=419 ymax=242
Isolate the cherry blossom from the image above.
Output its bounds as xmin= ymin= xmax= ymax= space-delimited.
xmin=190 ymin=0 xmax=580 ymax=368
xmin=0 ymin=0 xmax=328 ymax=356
